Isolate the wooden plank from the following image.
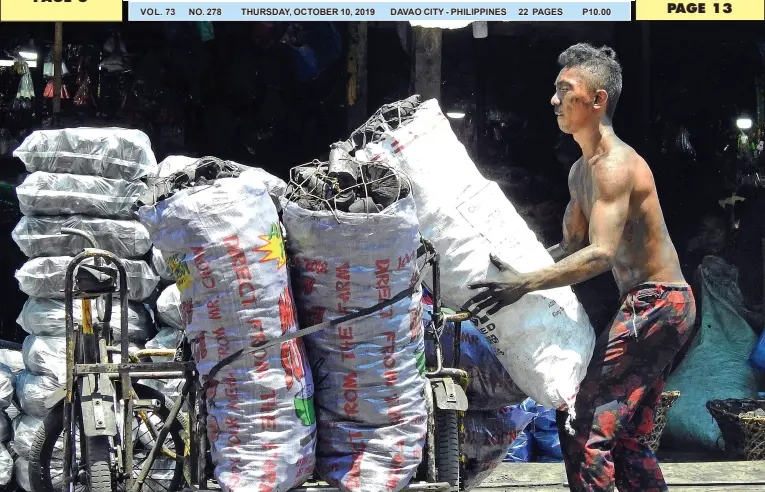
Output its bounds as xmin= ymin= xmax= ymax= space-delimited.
xmin=480 ymin=463 xmax=566 ymax=487
xmin=661 ymin=461 xmax=765 ymax=485
xmin=477 ymin=487 xmax=765 ymax=491
xmin=346 ymin=21 xmax=368 ymax=132
xmin=480 ymin=462 xmax=765 ymax=488
xmin=410 ymin=27 xmax=442 ymax=101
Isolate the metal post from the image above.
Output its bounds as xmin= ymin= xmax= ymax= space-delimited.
xmin=53 ymin=22 xmax=63 ymax=128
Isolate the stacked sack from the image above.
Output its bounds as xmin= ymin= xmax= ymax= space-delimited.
xmin=0 ymin=364 xmax=14 ymax=488
xmin=140 ymin=162 xmax=316 ymax=492
xmin=282 ymin=156 xmax=427 ymax=492
xmin=11 ymin=128 xmax=160 ymax=489
xmin=139 ymin=157 xmax=188 ymax=397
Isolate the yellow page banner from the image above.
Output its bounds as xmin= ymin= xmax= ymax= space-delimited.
xmin=1 ymin=0 xmax=123 ymax=21
xmin=636 ymin=0 xmax=764 ymax=20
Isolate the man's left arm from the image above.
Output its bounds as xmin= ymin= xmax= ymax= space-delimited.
xmin=467 ymin=160 xmax=632 ymax=315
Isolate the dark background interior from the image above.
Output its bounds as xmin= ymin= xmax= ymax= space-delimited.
xmin=0 ymin=17 xmax=764 ymax=341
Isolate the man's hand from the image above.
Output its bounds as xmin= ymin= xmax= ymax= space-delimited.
xmin=466 ymin=253 xmax=530 ymax=316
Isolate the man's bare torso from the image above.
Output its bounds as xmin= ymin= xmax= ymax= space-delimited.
xmin=569 ymin=140 xmax=686 ymax=294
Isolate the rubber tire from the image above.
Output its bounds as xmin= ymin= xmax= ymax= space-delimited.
xmin=435 ymin=410 xmax=460 ymax=490
xmin=84 ymin=436 xmax=115 ymax=492
xmin=28 ymin=383 xmax=187 ymax=492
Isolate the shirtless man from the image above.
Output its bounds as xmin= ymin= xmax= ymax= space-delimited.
xmin=467 ymin=43 xmax=696 ymax=492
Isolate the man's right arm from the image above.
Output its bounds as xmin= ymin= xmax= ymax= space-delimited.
xmin=548 ymin=198 xmax=588 ymax=262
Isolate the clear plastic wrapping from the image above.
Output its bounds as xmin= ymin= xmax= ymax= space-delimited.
xmin=13 ymin=127 xmax=158 ymax=180
xmin=15 ymin=256 xmax=159 ymax=301
xmin=16 ymin=171 xmax=148 ymax=219
xmin=13 ymin=215 xmax=152 ymax=258
xmin=17 ymin=297 xmax=154 ymax=342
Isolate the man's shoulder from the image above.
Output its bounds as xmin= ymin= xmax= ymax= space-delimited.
xmin=592 ymin=147 xmax=638 ymax=195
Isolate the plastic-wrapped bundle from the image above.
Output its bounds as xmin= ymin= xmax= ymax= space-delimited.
xmin=152 ymin=247 xmax=174 ymax=282
xmin=22 ymin=337 xmax=66 ymax=383
xmin=0 ymin=412 xmax=9 ymax=442
xmin=0 ymin=444 xmax=11 ymax=485
xmin=17 ymin=297 xmax=154 ymax=342
xmin=139 ymin=169 xmax=316 ymax=492
xmin=13 ymin=215 xmax=152 ymax=258
xmin=0 ymin=349 xmax=24 ymax=376
xmin=11 ymin=413 xmax=44 ymax=458
xmin=422 ymin=293 xmax=522 ymax=410
xmin=156 ymin=284 xmax=183 ymax=330
xmin=158 ymin=155 xmax=198 ymax=178
xmin=15 ymin=256 xmax=159 ymax=301
xmin=461 ymin=407 xmax=535 ymax=491
xmin=357 ymin=98 xmax=594 ymax=410
xmin=281 ymin=162 xmax=427 ymax=492
xmin=0 ymin=364 xmax=13 ymax=409
xmin=17 ymin=371 xmax=61 ymax=417
xmin=16 ymin=456 xmax=31 ymax=491
xmin=13 ymin=127 xmax=158 ymax=180
xmin=16 ymin=171 xmax=148 ymax=219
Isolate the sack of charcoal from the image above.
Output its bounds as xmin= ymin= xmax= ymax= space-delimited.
xmin=139 ymin=159 xmax=316 ymax=492
xmin=280 ymin=153 xmax=427 ymax=492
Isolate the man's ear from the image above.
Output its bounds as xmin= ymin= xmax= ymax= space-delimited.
xmin=593 ymin=89 xmax=609 ymax=112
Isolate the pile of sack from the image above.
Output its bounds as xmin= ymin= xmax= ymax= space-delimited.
xmin=0 ymin=363 xmax=15 ymax=487
xmin=282 ymin=157 xmax=427 ymax=492
xmin=140 ymin=159 xmax=317 ymax=492
xmin=10 ymin=128 xmax=161 ymax=490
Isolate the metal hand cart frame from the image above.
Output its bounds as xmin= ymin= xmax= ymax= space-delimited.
xmin=41 ymin=233 xmax=469 ymax=492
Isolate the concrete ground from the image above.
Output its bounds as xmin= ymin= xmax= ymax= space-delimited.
xmin=476 ymin=461 xmax=765 ymax=490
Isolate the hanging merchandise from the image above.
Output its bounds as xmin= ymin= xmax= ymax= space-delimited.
xmin=43 ymin=79 xmax=71 ymax=99
xmin=73 ymin=62 xmax=94 ymax=107
xmin=100 ymin=32 xmax=132 ymax=74
xmin=13 ymin=58 xmax=35 ymax=111
xmin=43 ymin=50 xmax=70 ymax=78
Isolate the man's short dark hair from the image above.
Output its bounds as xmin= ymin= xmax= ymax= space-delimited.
xmin=558 ymin=43 xmax=623 ymax=120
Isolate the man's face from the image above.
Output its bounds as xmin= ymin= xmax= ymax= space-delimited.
xmin=551 ymin=68 xmax=597 ymax=134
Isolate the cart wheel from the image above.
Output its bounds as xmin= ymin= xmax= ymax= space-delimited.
xmin=85 ymin=436 xmax=116 ymax=492
xmin=435 ymin=410 xmax=460 ymax=491
xmin=29 ymin=383 xmax=187 ymax=492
